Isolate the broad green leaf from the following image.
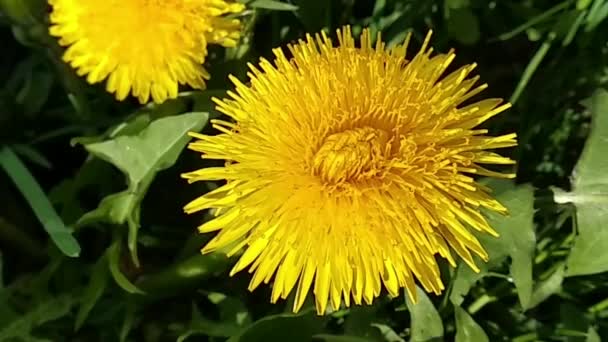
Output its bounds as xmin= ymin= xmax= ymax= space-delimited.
xmin=75 ymin=254 xmax=110 ymax=330
xmin=450 ymin=180 xmax=535 ymax=309
xmin=248 ymin=0 xmax=298 ymax=11
xmin=0 ymin=146 xmax=81 ymax=257
xmin=528 ymin=263 xmax=565 ymax=309
xmin=370 ymin=324 xmax=405 ymax=342
xmin=454 ymin=306 xmax=488 ymax=342
xmin=0 ymin=295 xmax=73 ymax=341
xmin=406 ymin=287 xmax=443 ymax=342
xmin=76 ymin=112 xmax=208 ymax=266
xmin=557 ymin=89 xmax=608 ymax=276
xmin=107 ymin=239 xmax=144 ymax=294
xmin=227 ymin=308 xmax=326 ymax=342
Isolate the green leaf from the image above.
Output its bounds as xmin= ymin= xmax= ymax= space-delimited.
xmin=556 ymin=89 xmax=608 ymax=276
xmin=12 ymin=144 xmax=52 ymax=169
xmin=227 ymin=308 xmax=326 ymax=342
xmin=454 ymin=306 xmax=489 ymax=342
xmin=447 ymin=8 xmax=480 ymax=45
xmin=0 ymin=146 xmax=81 ymax=257
xmin=370 ymin=324 xmax=405 ymax=342
xmin=528 ymin=263 xmax=565 ymax=309
xmin=586 ymin=327 xmax=601 ymax=342
xmin=119 ymin=300 xmax=138 ymax=342
xmin=108 ymin=239 xmax=144 ymax=294
xmin=248 ymin=0 xmax=298 ymax=11
xmin=75 ymin=112 xmax=208 ymax=266
xmin=406 ymin=286 xmax=443 ymax=342
xmin=450 ymin=180 xmax=535 ymax=309
xmin=177 ymin=302 xmax=246 ymax=341
xmin=136 ymin=253 xmax=230 ymax=298
xmin=74 ymin=254 xmax=110 ymax=330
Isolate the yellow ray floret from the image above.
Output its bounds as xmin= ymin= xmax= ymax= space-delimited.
xmin=48 ymin=0 xmax=245 ymax=104
xmin=182 ymin=26 xmax=517 ymax=315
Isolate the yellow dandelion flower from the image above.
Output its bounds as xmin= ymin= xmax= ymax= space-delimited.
xmin=182 ymin=26 xmax=517 ymax=315
xmin=48 ymin=0 xmax=245 ymax=104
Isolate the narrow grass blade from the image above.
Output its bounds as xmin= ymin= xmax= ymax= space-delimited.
xmin=0 ymin=146 xmax=80 ymax=257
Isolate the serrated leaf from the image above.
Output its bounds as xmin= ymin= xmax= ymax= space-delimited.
xmin=559 ymin=89 xmax=608 ymax=276
xmin=227 ymin=308 xmax=326 ymax=342
xmin=75 ymin=112 xmax=208 ymax=266
xmin=450 ymin=180 xmax=535 ymax=309
xmin=454 ymin=306 xmax=488 ymax=342
xmin=75 ymin=254 xmax=110 ymax=330
xmin=249 ymin=0 xmax=298 ymax=11
xmin=406 ymin=286 xmax=443 ymax=342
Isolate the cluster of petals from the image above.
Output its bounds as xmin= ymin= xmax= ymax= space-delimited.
xmin=48 ymin=0 xmax=244 ymax=104
xmin=182 ymin=26 xmax=517 ymax=314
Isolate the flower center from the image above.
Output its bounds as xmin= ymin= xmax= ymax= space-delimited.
xmin=312 ymin=127 xmax=391 ymax=184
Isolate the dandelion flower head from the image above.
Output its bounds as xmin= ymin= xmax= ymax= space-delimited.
xmin=48 ymin=0 xmax=245 ymax=104
xmin=182 ymin=26 xmax=517 ymax=315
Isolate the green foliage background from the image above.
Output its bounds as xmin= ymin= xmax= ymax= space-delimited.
xmin=1 ymin=0 xmax=608 ymax=341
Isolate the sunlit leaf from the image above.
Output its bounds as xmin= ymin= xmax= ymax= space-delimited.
xmin=454 ymin=306 xmax=488 ymax=342
xmin=450 ymin=180 xmax=535 ymax=309
xmin=75 ymin=112 xmax=208 ymax=265
xmin=406 ymin=286 xmax=443 ymax=342
xmin=556 ymin=89 xmax=608 ymax=276
xmin=528 ymin=263 xmax=565 ymax=309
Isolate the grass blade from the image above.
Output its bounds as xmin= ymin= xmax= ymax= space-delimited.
xmin=0 ymin=146 xmax=80 ymax=257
